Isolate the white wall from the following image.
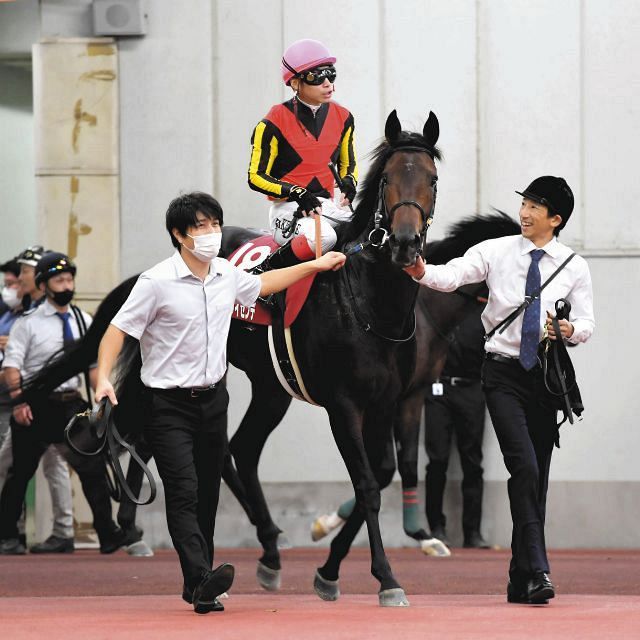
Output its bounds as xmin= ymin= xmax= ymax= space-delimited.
xmin=1 ymin=0 xmax=640 ymax=546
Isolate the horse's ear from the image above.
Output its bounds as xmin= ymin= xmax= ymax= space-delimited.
xmin=385 ymin=110 xmax=402 ymax=143
xmin=423 ymin=111 xmax=439 ymax=147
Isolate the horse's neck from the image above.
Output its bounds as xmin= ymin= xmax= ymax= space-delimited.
xmin=420 ymin=288 xmax=473 ymax=337
xmin=345 ymin=250 xmax=418 ymax=332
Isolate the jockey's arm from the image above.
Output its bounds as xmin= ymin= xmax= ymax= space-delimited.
xmin=258 ymin=251 xmax=346 ymax=296
xmin=95 ymin=324 xmax=127 ymax=404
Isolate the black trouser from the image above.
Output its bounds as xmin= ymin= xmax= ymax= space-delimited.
xmin=424 ymin=380 xmax=486 ymax=537
xmin=0 ymin=397 xmax=117 ymax=542
xmin=143 ymin=386 xmax=229 ymax=592
xmin=481 ymin=358 xmax=557 ymax=583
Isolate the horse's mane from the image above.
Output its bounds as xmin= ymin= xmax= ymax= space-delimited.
xmin=425 ymin=210 xmax=520 ymax=265
xmin=336 ymin=132 xmax=442 ymax=247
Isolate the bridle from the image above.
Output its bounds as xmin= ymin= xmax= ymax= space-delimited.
xmin=347 ymin=144 xmax=438 ymax=257
xmin=345 ymin=144 xmax=438 ymax=343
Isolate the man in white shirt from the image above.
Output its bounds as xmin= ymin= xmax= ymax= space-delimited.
xmin=95 ymin=192 xmax=345 ymax=614
xmin=405 ymin=176 xmax=594 ymax=605
xmin=1 ymin=252 xmax=124 ymax=555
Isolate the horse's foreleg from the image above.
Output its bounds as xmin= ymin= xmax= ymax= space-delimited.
xmin=321 ymin=405 xmax=407 ymax=606
xmin=229 ymin=380 xmax=292 ymax=587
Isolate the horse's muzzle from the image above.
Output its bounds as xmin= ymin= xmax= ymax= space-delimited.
xmin=388 ymin=231 xmax=422 ymax=267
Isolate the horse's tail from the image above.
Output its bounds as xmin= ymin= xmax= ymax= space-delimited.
xmin=14 ymin=275 xmax=140 ymax=406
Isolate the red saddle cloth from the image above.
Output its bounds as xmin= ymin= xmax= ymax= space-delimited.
xmin=228 ymin=235 xmax=316 ymax=327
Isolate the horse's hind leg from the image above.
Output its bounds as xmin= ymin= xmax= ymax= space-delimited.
xmin=228 ymin=377 xmax=292 ymax=590
xmin=394 ymin=392 xmax=451 ymax=557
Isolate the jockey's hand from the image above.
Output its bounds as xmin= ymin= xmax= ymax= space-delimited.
xmin=13 ymin=403 xmax=33 ymax=427
xmin=314 ymin=251 xmax=347 ymax=272
xmin=95 ymin=377 xmax=118 ymax=405
xmin=340 ymin=175 xmax=357 ymax=206
xmin=403 ymin=256 xmax=426 ymax=280
xmin=289 ymin=186 xmax=322 ymax=217
xmin=546 ymin=310 xmax=574 ymax=341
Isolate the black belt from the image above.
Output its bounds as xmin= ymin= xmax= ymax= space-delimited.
xmin=485 ymin=352 xmax=520 ymax=365
xmin=152 ymin=384 xmax=219 ymax=399
xmin=48 ymin=391 xmax=83 ymax=402
xmin=439 ymin=375 xmax=477 ymax=387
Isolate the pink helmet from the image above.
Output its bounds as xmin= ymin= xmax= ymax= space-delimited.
xmin=281 ymin=39 xmax=336 ymax=85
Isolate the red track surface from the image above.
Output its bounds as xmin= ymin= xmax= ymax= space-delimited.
xmin=2 ymin=548 xmax=639 ymax=639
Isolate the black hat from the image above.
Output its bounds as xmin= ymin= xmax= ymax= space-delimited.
xmin=35 ymin=252 xmax=77 ymax=287
xmin=516 ymin=176 xmax=574 ymax=228
xmin=17 ymin=245 xmax=48 ymax=267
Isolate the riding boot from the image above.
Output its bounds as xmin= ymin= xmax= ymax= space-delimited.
xmin=251 ymin=240 xmax=307 ymax=275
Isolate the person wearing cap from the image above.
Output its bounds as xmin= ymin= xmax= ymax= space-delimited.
xmin=16 ymin=245 xmax=48 ymax=312
xmin=248 ymin=38 xmax=358 ymax=270
xmin=94 ymin=192 xmax=345 ymax=613
xmin=404 ymin=176 xmax=595 ymax=604
xmin=0 ymin=252 xmax=77 ymax=555
xmin=0 ymin=252 xmax=125 ymax=556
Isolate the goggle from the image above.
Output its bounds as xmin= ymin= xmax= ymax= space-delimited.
xmin=298 ymin=66 xmax=336 ymax=85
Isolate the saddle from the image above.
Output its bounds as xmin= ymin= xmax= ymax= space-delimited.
xmin=228 ymin=235 xmax=317 ymax=327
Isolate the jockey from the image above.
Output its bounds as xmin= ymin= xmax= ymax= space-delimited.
xmin=248 ymin=38 xmax=358 ymax=270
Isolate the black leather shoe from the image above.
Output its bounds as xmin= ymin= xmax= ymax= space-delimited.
xmin=0 ymin=538 xmax=26 ymax=555
xmin=29 ymin=535 xmax=74 ymax=554
xmin=192 ymin=563 xmax=234 ymax=614
xmin=463 ymin=531 xmax=491 ymax=549
xmin=507 ymin=573 xmax=554 ymax=604
xmin=183 ymin=585 xmax=223 ymax=611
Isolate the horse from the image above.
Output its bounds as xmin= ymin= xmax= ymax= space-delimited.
xmin=309 ymin=213 xmax=520 ymax=550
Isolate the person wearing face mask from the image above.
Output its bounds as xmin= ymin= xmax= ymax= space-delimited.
xmin=248 ymin=39 xmax=358 ymax=271
xmin=0 ymin=252 xmax=127 ymax=556
xmin=0 ymin=255 xmax=78 ymax=555
xmin=94 ymin=192 xmax=346 ymax=613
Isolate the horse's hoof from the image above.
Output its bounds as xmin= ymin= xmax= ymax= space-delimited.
xmin=310 ymin=512 xmax=344 ymax=542
xmin=277 ymin=532 xmax=293 ymax=550
xmin=313 ymin=571 xmax=340 ymax=601
xmin=379 ymin=588 xmax=410 ymax=607
xmin=257 ymin=561 xmax=281 ymax=591
xmin=420 ymin=537 xmax=451 ymax=557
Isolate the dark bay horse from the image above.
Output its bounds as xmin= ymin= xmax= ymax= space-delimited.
xmin=310 ymin=213 xmax=520 ymax=551
xmin=224 ymin=110 xmax=442 ymax=606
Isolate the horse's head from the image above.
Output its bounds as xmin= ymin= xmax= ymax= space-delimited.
xmin=379 ymin=110 xmax=440 ymax=268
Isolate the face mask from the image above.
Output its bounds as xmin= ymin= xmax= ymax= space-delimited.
xmin=185 ymin=231 xmax=222 ymax=262
xmin=1 ymin=286 xmax=20 ymax=310
xmin=48 ymin=289 xmax=74 ymax=307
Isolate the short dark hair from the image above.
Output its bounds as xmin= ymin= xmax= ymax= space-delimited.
xmin=1 ymin=258 xmax=20 ymax=278
xmin=165 ymin=192 xmax=224 ymax=249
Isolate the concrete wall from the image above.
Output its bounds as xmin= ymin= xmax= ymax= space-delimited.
xmin=1 ymin=0 xmax=639 ymax=549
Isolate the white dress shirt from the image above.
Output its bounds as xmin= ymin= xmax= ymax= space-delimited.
xmin=111 ymin=251 xmax=261 ymax=389
xmin=416 ymin=235 xmax=595 ymax=358
xmin=3 ymin=299 xmax=92 ymax=391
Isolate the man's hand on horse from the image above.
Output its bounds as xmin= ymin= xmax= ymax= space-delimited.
xmin=545 ymin=310 xmax=574 ymax=340
xmin=403 ymin=256 xmax=426 ymax=280
xmin=314 ymin=251 xmax=347 ymax=272
xmin=95 ymin=377 xmax=118 ymax=405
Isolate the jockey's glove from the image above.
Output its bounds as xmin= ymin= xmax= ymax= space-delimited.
xmin=341 ymin=174 xmax=357 ymax=203
xmin=289 ymin=186 xmax=322 ymax=216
